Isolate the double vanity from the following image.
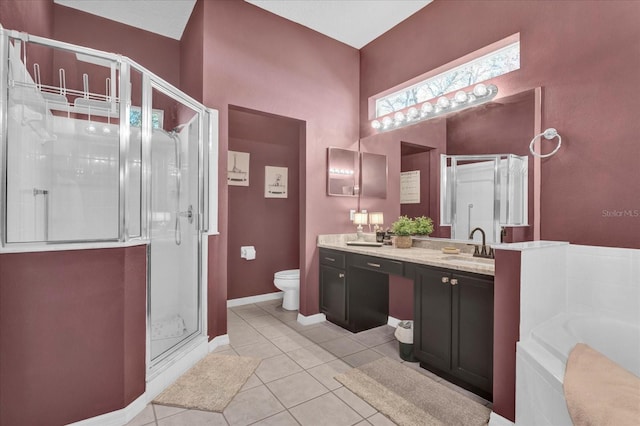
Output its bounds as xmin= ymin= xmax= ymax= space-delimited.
xmin=317 ymin=234 xmax=495 ymax=401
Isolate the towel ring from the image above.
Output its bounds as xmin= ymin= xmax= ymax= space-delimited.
xmin=530 ymin=128 xmax=562 ymax=158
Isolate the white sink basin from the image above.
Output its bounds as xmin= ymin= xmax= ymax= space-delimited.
xmin=442 ymin=256 xmax=494 ymax=265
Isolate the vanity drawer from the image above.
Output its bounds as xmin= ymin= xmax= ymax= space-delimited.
xmin=350 ymin=254 xmax=403 ymax=276
xmin=320 ymin=249 xmax=346 ymax=269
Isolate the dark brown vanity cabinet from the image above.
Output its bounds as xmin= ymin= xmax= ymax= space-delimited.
xmin=319 ymin=249 xmax=390 ymax=333
xmin=414 ymin=265 xmax=494 ymax=400
xmin=319 ymin=249 xmax=348 ymax=326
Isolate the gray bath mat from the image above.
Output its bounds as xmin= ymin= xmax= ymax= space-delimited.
xmin=153 ymin=353 xmax=260 ymax=412
xmin=335 ymin=357 xmax=490 ymax=425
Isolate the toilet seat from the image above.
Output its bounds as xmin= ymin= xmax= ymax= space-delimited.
xmin=275 ymin=269 xmax=299 ymax=279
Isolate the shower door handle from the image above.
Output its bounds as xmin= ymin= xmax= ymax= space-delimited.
xmin=179 ymin=205 xmax=194 ymax=224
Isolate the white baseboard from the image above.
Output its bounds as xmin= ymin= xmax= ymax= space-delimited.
xmin=297 ymin=312 xmax=326 ymax=326
xmin=67 ymin=393 xmax=147 ymax=426
xmin=208 ymin=334 xmax=230 ymax=352
xmin=387 ymin=316 xmax=401 ymax=327
xmin=227 ymin=291 xmax=283 ymax=307
xmin=489 ymin=411 xmax=515 ymax=426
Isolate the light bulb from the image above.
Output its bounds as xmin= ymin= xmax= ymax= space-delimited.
xmin=371 ymin=120 xmax=381 ymax=130
xmin=382 ymin=116 xmax=393 ymax=128
xmin=467 ymin=94 xmax=477 ymax=103
xmin=473 ymin=83 xmax=488 ymax=97
xmin=86 ymin=124 xmax=96 ymax=133
xmin=454 ymin=91 xmax=468 ymax=103
xmin=407 ymin=107 xmax=419 ymax=120
xmin=436 ymin=96 xmax=450 ymax=109
xmin=420 ymin=102 xmax=433 ymax=116
xmin=394 ymin=112 xmax=405 ymax=124
xmin=102 ymin=126 xmax=111 ymax=135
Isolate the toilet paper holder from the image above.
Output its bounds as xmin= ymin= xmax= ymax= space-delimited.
xmin=240 ymin=246 xmax=256 ymax=260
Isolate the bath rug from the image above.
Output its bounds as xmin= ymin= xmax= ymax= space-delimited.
xmin=153 ymin=353 xmax=260 ymax=412
xmin=335 ymin=357 xmax=490 ymax=426
xmin=564 ymin=343 xmax=640 ymax=426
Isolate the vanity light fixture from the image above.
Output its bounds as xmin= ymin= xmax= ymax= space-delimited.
xmin=369 ymin=212 xmax=384 ymax=232
xmin=353 ymin=212 xmax=368 ymax=241
xmin=371 ymin=83 xmax=498 ymax=132
xmin=329 ymin=167 xmax=354 ymax=175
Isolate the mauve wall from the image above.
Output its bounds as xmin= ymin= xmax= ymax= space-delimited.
xmin=0 ymin=0 xmax=54 ymax=85
xmin=0 ymin=246 xmax=146 ymax=426
xmin=360 ymin=0 xmax=640 ymax=249
xmin=228 ymin=108 xmax=301 ymax=299
xmin=400 ymin=151 xmax=431 ymax=218
xmin=0 ymin=0 xmax=52 ymax=37
xmin=196 ymin=0 xmax=360 ymax=335
xmin=52 ymin=4 xmax=180 ymax=87
xmin=180 ymin=0 xmax=203 ymax=102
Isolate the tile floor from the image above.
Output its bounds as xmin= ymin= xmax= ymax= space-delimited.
xmin=127 ymin=299 xmax=492 ymax=426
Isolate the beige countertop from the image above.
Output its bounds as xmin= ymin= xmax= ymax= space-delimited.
xmin=317 ymin=234 xmax=495 ymax=276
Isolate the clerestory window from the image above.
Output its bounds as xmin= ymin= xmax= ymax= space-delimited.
xmin=374 ymin=40 xmax=520 ymax=118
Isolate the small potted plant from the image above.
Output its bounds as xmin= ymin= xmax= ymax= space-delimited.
xmin=413 ymin=216 xmax=434 ymax=236
xmin=391 ymin=215 xmax=415 ymax=248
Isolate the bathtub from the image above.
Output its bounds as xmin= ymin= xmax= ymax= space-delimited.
xmin=516 ymin=313 xmax=640 ymax=425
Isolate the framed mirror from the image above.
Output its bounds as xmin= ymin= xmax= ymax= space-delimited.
xmin=327 ymin=147 xmax=358 ymax=196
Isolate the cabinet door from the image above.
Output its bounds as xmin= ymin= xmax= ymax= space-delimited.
xmin=451 ymin=272 xmax=494 ymax=393
xmin=320 ymin=265 xmax=347 ymax=324
xmin=414 ymin=266 xmax=452 ymax=372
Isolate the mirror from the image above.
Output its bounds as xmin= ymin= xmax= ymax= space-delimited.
xmin=360 ymin=152 xmax=387 ymax=199
xmin=327 ymin=147 xmax=358 ymax=196
xmin=360 ymin=88 xmax=537 ymax=241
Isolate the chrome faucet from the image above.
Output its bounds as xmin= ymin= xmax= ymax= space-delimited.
xmin=469 ymin=227 xmax=494 ymax=259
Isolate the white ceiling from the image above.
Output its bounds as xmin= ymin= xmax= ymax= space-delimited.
xmin=246 ymin=0 xmax=432 ymax=49
xmin=53 ymin=0 xmax=432 ymax=48
xmin=54 ymin=0 xmax=198 ymax=41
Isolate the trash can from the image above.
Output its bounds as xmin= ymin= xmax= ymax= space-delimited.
xmin=394 ymin=320 xmax=417 ymax=362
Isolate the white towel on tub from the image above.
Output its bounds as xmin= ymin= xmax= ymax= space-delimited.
xmin=564 ymin=343 xmax=640 ymax=426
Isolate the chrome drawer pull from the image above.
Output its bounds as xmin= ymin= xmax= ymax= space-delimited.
xmin=442 ymin=277 xmax=450 ymax=283
xmin=324 ymin=257 xmax=335 ymax=262
xmin=339 ymin=273 xmax=345 ymax=278
xmin=367 ymin=262 xmax=381 ymax=268
xmin=450 ymin=278 xmax=458 ymax=286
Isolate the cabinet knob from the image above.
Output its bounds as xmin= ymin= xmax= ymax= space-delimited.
xmin=450 ymin=278 xmax=458 ymax=286
xmin=441 ymin=277 xmax=449 ymax=283
xmin=338 ymin=273 xmax=345 ymax=278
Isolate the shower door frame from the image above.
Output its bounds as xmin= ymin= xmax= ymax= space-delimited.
xmin=140 ymin=71 xmax=210 ymax=375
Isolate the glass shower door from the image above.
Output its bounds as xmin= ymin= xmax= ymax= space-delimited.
xmin=147 ymin=81 xmax=201 ymax=363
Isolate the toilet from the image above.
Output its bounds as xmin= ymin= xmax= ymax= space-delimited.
xmin=274 ymin=269 xmax=300 ymax=311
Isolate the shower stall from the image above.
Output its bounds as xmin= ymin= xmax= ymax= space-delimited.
xmin=0 ymin=28 xmax=215 ymax=375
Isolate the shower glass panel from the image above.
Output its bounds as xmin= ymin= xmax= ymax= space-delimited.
xmin=440 ymin=154 xmax=528 ymax=244
xmin=4 ymin=39 xmax=121 ymax=242
xmin=148 ymin=82 xmax=201 ymax=362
